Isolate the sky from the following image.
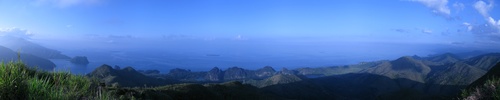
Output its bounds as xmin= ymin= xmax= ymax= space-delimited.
xmin=0 ymin=0 xmax=500 ymax=71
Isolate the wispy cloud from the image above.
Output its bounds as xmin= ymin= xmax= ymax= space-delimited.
xmin=421 ymin=29 xmax=433 ymax=34
xmin=452 ymin=2 xmax=465 ymax=13
xmin=0 ymin=27 xmax=34 ymax=39
xmin=411 ymin=0 xmax=451 ymax=18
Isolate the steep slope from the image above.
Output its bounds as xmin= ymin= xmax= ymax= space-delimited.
xmin=461 ymin=62 xmax=500 ymax=100
xmin=254 ymin=66 xmax=276 ymax=79
xmin=466 ymin=53 xmax=500 ymax=70
xmin=223 ymin=67 xmax=251 ymax=80
xmin=205 ymin=67 xmax=224 ymax=82
xmin=87 ymin=64 xmax=175 ymax=87
xmin=0 ymin=45 xmax=55 ymax=70
xmin=362 ymin=56 xmax=431 ymax=83
xmin=245 ymin=73 xmax=303 ymax=88
xmin=466 ymin=62 xmax=500 ymax=89
xmin=426 ymin=62 xmax=486 ymax=85
xmin=423 ymin=53 xmax=462 ymax=65
xmin=0 ymin=36 xmax=70 ymax=59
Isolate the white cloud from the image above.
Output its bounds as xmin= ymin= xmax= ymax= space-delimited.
xmin=473 ymin=0 xmax=494 ymax=18
xmin=0 ymin=28 xmax=34 ymax=39
xmin=463 ymin=22 xmax=473 ymax=31
xmin=471 ymin=0 xmax=500 ymax=40
xmin=412 ymin=0 xmax=451 ymax=17
xmin=34 ymin=0 xmax=102 ymax=8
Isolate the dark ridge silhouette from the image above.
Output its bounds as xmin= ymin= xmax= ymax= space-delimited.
xmin=261 ymin=73 xmax=464 ymax=100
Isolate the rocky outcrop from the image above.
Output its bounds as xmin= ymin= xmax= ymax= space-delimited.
xmin=167 ymin=68 xmax=192 ymax=79
xmin=205 ymin=67 xmax=223 ymax=81
xmin=280 ymin=68 xmax=296 ymax=75
xmin=70 ymin=56 xmax=89 ymax=65
xmin=254 ymin=66 xmax=276 ymax=78
xmin=223 ymin=67 xmax=249 ymax=80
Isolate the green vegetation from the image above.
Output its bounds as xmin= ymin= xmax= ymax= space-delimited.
xmin=461 ymin=76 xmax=500 ymax=100
xmin=0 ymin=60 xmax=277 ymax=100
xmin=101 ymin=81 xmax=281 ymax=100
xmin=0 ymin=61 xmax=105 ymax=99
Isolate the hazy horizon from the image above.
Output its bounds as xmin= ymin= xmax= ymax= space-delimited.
xmin=1 ymin=0 xmax=500 ymax=73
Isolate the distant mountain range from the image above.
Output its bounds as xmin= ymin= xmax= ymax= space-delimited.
xmin=0 ymin=36 xmax=70 ymax=59
xmin=0 ymin=45 xmax=55 ymax=70
xmin=86 ymin=52 xmax=500 ymax=99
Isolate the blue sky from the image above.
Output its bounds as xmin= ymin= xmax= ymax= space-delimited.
xmin=0 ymin=0 xmax=497 ymax=44
xmin=0 ymin=0 xmax=500 ymax=71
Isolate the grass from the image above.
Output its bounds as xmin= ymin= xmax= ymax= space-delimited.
xmin=461 ymin=76 xmax=500 ymax=100
xmin=0 ymin=60 xmax=113 ymax=99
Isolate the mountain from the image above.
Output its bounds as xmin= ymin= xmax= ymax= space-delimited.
xmin=423 ymin=53 xmax=462 ymax=65
xmin=278 ymin=67 xmax=296 ymax=75
xmin=223 ymin=67 xmax=250 ymax=80
xmin=0 ymin=36 xmax=70 ymax=59
xmin=362 ymin=56 xmax=431 ymax=83
xmin=466 ymin=62 xmax=500 ymax=90
xmin=165 ymin=68 xmax=206 ymax=81
xmin=78 ymin=52 xmax=500 ymax=99
xmin=0 ymin=45 xmax=55 ymax=70
xmin=254 ymin=66 xmax=276 ymax=79
xmin=426 ymin=62 xmax=486 ymax=85
xmin=205 ymin=67 xmax=224 ymax=82
xmin=155 ymin=66 xmax=279 ymax=82
xmin=70 ymin=56 xmax=89 ymax=65
xmin=87 ymin=64 xmax=175 ymax=87
xmin=245 ymin=73 xmax=303 ymax=88
xmin=466 ymin=53 xmax=500 ymax=70
xmin=461 ymin=62 xmax=500 ymax=99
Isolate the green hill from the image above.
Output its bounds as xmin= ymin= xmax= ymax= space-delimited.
xmin=87 ymin=64 xmax=176 ymax=87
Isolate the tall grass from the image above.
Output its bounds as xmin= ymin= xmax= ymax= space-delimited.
xmin=461 ymin=76 xmax=500 ymax=100
xmin=0 ymin=61 xmax=29 ymax=99
xmin=0 ymin=61 xmax=96 ymax=99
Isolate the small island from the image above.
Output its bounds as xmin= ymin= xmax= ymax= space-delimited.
xmin=70 ymin=56 xmax=89 ymax=65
